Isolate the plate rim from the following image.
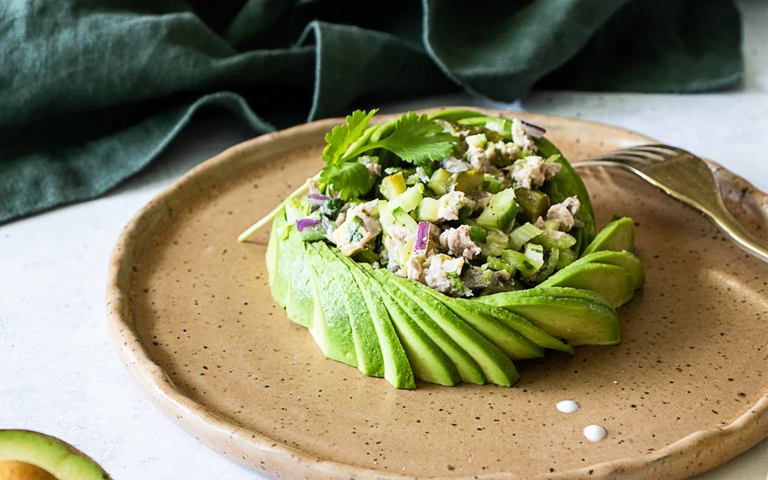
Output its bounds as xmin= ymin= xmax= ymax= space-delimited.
xmin=106 ymin=107 xmax=768 ymax=480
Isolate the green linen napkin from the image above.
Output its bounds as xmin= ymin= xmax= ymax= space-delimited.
xmin=0 ymin=0 xmax=743 ymax=224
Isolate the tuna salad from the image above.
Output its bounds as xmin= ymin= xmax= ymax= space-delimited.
xmin=241 ymin=109 xmax=597 ymax=297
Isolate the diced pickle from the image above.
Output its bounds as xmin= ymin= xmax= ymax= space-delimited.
xmin=447 ymin=169 xmax=485 ymax=194
xmin=380 ymin=172 xmax=407 ymax=200
xmin=428 ymin=168 xmax=452 ymax=195
xmin=514 ymin=188 xmax=551 ymax=223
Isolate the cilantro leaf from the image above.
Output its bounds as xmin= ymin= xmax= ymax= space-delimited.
xmin=345 ymin=112 xmax=455 ymax=166
xmin=322 ymin=109 xmax=378 ymax=166
xmin=321 ymin=162 xmax=371 ymax=200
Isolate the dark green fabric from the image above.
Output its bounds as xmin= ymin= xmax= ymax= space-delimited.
xmin=0 ymin=0 xmax=743 ymax=223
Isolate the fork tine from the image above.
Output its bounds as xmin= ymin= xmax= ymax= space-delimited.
xmin=593 ymin=150 xmax=660 ymax=164
xmin=629 ymin=145 xmax=680 ymax=157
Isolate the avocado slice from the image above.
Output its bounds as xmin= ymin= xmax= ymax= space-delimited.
xmin=568 ymin=250 xmax=645 ymax=290
xmin=582 ymin=217 xmax=635 ymax=256
xmin=507 ymin=286 xmax=614 ymax=309
xmin=0 ymin=430 xmax=111 ymax=480
xmin=269 ymin=215 xmax=291 ymax=307
xmin=357 ymin=265 xmax=460 ymax=386
xmin=539 ymin=263 xmax=635 ymax=308
xmin=459 ymin=296 xmax=575 ymax=355
xmin=336 ymin=255 xmax=416 ymax=389
xmin=312 ymin=242 xmax=385 ymax=378
xmin=388 ymin=274 xmax=520 ymax=386
xmin=477 ymin=292 xmax=620 ymax=346
xmin=370 ymin=269 xmax=486 ymax=385
xmin=286 ymin=229 xmax=313 ymax=328
xmin=409 ymin=280 xmax=546 ymax=360
xmin=304 ymin=245 xmax=358 ymax=367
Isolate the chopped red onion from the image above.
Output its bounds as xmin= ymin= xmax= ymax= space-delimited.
xmin=415 ymin=222 xmax=431 ymax=252
xmin=307 ymin=193 xmax=328 ymax=207
xmin=296 ymin=218 xmax=321 ymax=232
xmin=521 ymin=120 xmax=546 ymax=138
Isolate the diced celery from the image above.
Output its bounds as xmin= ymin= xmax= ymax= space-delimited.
xmin=285 ymin=199 xmax=308 ymax=223
xmin=447 ymin=170 xmax=484 ymax=193
xmin=484 ymin=228 xmax=509 ymax=257
xmin=508 ymin=222 xmax=543 ymax=251
xmin=391 ymin=207 xmax=419 ymax=233
xmin=483 ymin=174 xmax=502 ymax=194
xmin=378 ymin=200 xmax=395 ymax=231
xmin=466 ymin=133 xmax=487 ymax=148
xmin=398 ymin=239 xmax=415 ymax=267
xmin=388 ymin=184 xmax=423 ymax=213
xmin=534 ymin=230 xmax=577 ymax=250
xmin=380 ymin=172 xmax=407 ymax=200
xmin=469 ymin=226 xmax=487 ymax=243
xmin=485 ymin=256 xmax=515 ymax=276
xmin=276 ymin=224 xmax=290 ymax=240
xmin=428 ymin=168 xmax=452 ymax=195
xmin=476 ymin=188 xmax=518 ymax=232
xmin=501 ymin=249 xmax=537 ymax=275
xmin=457 ymin=117 xmax=512 ymax=139
xmin=524 ymin=243 xmax=545 ymax=271
xmin=416 ymin=197 xmax=440 ymax=222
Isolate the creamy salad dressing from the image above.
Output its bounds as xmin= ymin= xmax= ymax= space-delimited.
xmin=556 ymin=400 xmax=580 ymax=413
xmin=583 ymin=425 xmax=607 ymax=442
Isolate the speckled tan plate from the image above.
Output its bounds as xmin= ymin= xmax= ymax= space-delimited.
xmin=107 ymin=108 xmax=768 ymax=480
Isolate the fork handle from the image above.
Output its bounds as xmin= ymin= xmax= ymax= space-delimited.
xmin=705 ymin=206 xmax=768 ymax=264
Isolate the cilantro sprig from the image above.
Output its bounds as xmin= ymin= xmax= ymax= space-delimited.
xmin=238 ymin=109 xmax=456 ymax=241
xmin=320 ymin=110 xmax=455 ymax=199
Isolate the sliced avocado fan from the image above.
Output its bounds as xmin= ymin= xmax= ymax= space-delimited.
xmin=582 ymin=217 xmax=635 ymax=256
xmin=540 ymin=218 xmax=644 ymax=306
xmin=313 ymin=242 xmax=385 ymax=378
xmin=304 ymin=242 xmax=358 ymax=368
xmin=477 ymin=289 xmax=620 ymax=346
xmin=334 ymin=253 xmax=416 ymax=389
xmin=0 ymin=430 xmax=111 ymax=480
xmin=370 ymin=269 xmax=487 ymax=385
xmin=387 ymin=272 xmax=519 ymax=387
xmin=539 ymin=263 xmax=634 ymax=308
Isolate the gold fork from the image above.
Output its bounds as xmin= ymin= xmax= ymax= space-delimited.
xmin=574 ymin=145 xmax=768 ymax=263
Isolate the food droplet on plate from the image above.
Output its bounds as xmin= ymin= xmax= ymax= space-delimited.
xmin=583 ymin=425 xmax=607 ymax=442
xmin=556 ymin=400 xmax=580 ymax=413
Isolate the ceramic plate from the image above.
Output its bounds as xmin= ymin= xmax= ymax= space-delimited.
xmin=107 ymin=108 xmax=768 ymax=480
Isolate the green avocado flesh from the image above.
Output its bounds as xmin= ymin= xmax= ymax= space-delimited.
xmin=477 ymin=292 xmax=620 ymax=346
xmin=304 ymin=243 xmax=358 ymax=367
xmin=387 ymin=272 xmax=519 ymax=386
xmin=404 ymin=277 xmax=546 ymax=360
xmin=539 ymin=262 xmax=634 ymax=308
xmin=582 ymin=217 xmax=635 ymax=256
xmin=371 ymin=269 xmax=486 ymax=385
xmin=335 ymin=254 xmax=416 ymax=389
xmin=313 ymin=242 xmax=385 ymax=377
xmin=0 ymin=430 xmax=110 ymax=480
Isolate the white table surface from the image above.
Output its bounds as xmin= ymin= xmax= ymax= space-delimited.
xmin=2 ymin=1 xmax=767 ymax=479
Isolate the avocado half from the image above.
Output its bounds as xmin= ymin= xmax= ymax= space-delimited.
xmin=0 ymin=430 xmax=111 ymax=480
